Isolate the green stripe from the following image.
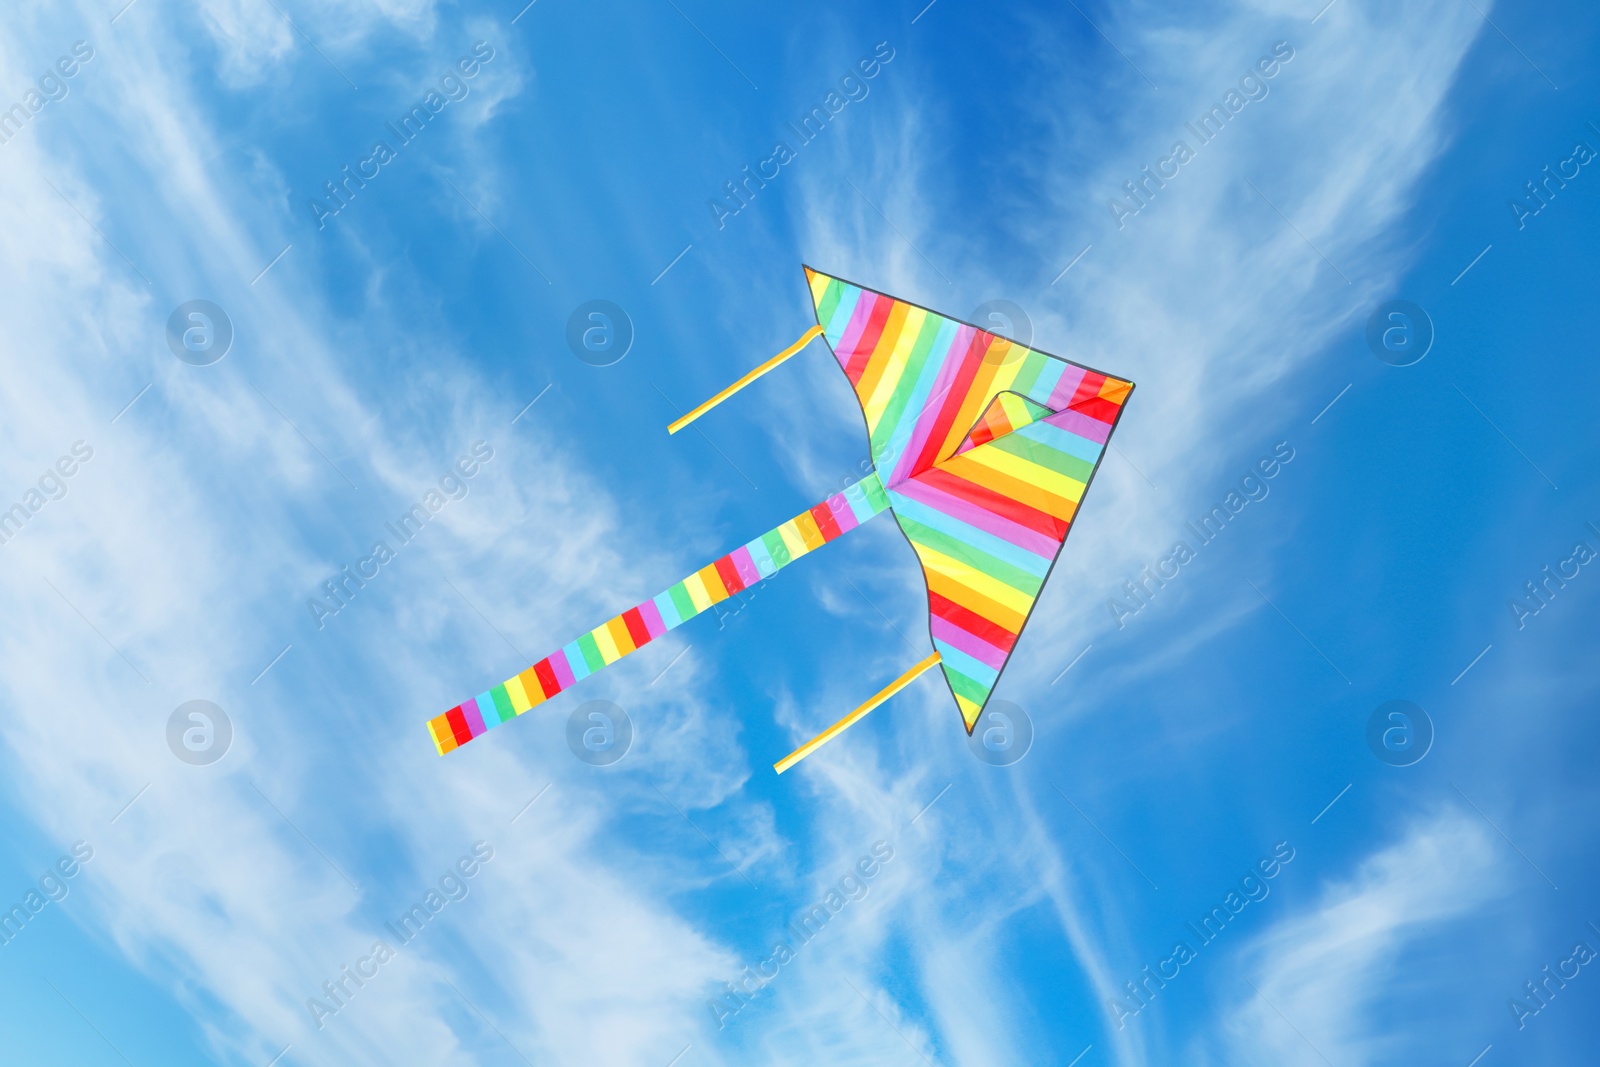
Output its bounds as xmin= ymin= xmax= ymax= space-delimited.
xmin=871 ymin=311 xmax=945 ymax=455
xmin=817 ymin=278 xmax=843 ymax=332
xmin=988 ymin=433 xmax=1096 ymax=483
xmin=1010 ymin=351 xmax=1047 ymax=400
xmin=490 ymin=684 xmax=516 ymax=723
xmin=762 ymin=528 xmax=793 ymax=568
xmin=942 ymin=664 xmax=992 ymax=705
xmin=898 ymin=516 xmax=1044 ymax=597
xmin=577 ymin=631 xmax=606 ymax=673
xmin=668 ymin=582 xmax=697 ymax=623
xmin=859 ymin=472 xmax=890 ymax=513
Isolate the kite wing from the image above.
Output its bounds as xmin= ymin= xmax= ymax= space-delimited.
xmin=805 ymin=266 xmax=1133 ymax=732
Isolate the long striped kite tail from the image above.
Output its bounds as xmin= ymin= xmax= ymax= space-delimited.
xmin=427 ymin=473 xmax=893 ymax=754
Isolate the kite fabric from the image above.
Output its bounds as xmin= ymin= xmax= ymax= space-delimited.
xmin=428 ymin=473 xmax=892 ymax=754
xmin=429 ymin=264 xmax=1132 ymax=758
xmin=803 ymin=266 xmax=1133 ymax=732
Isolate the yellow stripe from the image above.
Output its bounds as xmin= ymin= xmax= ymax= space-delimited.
xmin=774 ymin=652 xmax=942 ymax=773
xmin=683 ymin=571 xmax=713 ymax=613
xmin=505 ymin=675 xmax=532 ymax=713
xmin=924 ymin=567 xmax=1028 ymax=635
xmin=943 ymin=449 xmax=1084 ymax=515
xmin=916 ymin=544 xmax=1036 ymax=616
xmin=854 ymin=300 xmax=910 ymax=411
xmin=697 ymin=563 xmax=729 ymax=603
xmin=939 ymin=342 xmax=1008 ymax=460
xmin=793 ymin=510 xmax=825 ymax=550
xmin=606 ymin=615 xmax=637 ymax=656
xmin=864 ymin=307 xmax=925 ymax=432
xmin=964 ymin=444 xmax=1087 ymax=503
xmin=591 ymin=622 xmax=620 ymax=663
xmin=808 ymin=267 xmax=830 ymax=303
xmin=955 ymin=693 xmax=982 ymax=733
xmin=778 ymin=520 xmax=809 ymax=560
xmin=940 ymin=452 xmax=1078 ymax=519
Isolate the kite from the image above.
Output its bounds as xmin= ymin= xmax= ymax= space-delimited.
xmin=428 ymin=266 xmax=1134 ymax=772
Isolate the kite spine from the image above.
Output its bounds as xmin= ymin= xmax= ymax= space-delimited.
xmin=429 ymin=472 xmax=892 ymax=754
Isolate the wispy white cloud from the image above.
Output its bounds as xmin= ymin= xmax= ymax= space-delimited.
xmin=1211 ymin=810 xmax=1502 ymax=1066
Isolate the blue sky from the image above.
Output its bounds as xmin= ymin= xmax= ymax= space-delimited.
xmin=0 ymin=0 xmax=1597 ymax=1064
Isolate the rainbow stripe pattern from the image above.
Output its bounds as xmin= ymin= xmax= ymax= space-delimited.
xmin=429 ymin=472 xmax=891 ymax=754
xmin=806 ymin=266 xmax=1133 ymax=732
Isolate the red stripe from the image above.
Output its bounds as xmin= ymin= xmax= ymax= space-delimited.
xmin=1069 ymin=395 xmax=1122 ymax=424
xmin=908 ymin=328 xmax=990 ymax=474
xmin=533 ymin=658 xmax=561 ymax=699
xmin=916 ymin=466 xmax=1071 ymax=542
xmin=1067 ymin=370 xmax=1106 ymax=410
xmin=808 ymin=501 xmax=842 ymax=542
xmin=844 ymin=295 xmax=893 ymax=385
xmin=446 ymin=707 xmax=474 ymax=746
xmin=621 ymin=607 xmax=653 ymax=647
xmin=713 ymin=555 xmax=746 ymax=596
xmin=929 ymin=591 xmax=1019 ymax=650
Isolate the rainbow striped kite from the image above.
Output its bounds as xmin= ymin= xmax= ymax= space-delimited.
xmin=430 ymin=267 xmax=1134 ymax=772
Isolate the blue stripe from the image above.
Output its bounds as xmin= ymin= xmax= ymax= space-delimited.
xmin=877 ymin=316 xmax=960 ymax=477
xmin=652 ymin=592 xmax=683 ymax=631
xmin=475 ymin=689 xmax=509 ymax=726
xmin=823 ymin=283 xmax=864 ymax=342
xmin=934 ymin=641 xmax=1000 ymax=688
xmin=1016 ymin=418 xmax=1106 ymax=466
xmin=561 ymin=641 xmax=592 ymax=681
xmin=841 ymin=480 xmax=875 ymax=523
xmin=744 ymin=537 xmax=777 ymax=579
xmin=887 ymin=491 xmax=1052 ymax=577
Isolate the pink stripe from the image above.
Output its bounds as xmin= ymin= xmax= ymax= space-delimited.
xmin=461 ymin=697 xmax=488 ymax=737
xmin=832 ymin=292 xmax=881 ymax=371
xmin=549 ymin=649 xmax=576 ymax=690
xmin=891 ymin=479 xmax=1061 ymax=557
xmin=729 ymin=547 xmax=762 ymax=590
xmin=889 ymin=325 xmax=975 ymax=486
xmin=825 ymin=492 xmax=859 ymax=535
xmin=931 ymin=616 xmax=1009 ymax=670
xmin=1045 ymin=364 xmax=1087 ymax=410
xmin=1045 ymin=406 xmax=1112 ymax=445
xmin=638 ymin=598 xmax=667 ymax=639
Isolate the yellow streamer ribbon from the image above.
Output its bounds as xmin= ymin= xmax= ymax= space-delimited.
xmin=668 ymin=325 xmax=824 ymax=435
